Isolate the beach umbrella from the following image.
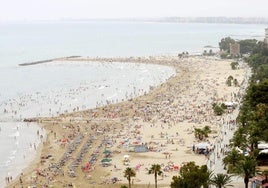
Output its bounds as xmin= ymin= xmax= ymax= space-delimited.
xmin=101 ymin=158 xmax=112 ymax=163
xmin=123 ymin=154 xmax=130 ymax=159
xmin=162 ymin=152 xmax=171 ymax=155
xmin=103 ymin=149 xmax=111 ymax=154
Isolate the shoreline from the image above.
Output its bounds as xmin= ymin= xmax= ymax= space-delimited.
xmin=8 ymin=55 xmax=248 ymax=188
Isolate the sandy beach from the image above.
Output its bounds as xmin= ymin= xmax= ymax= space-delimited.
xmin=7 ymin=55 xmax=248 ymax=188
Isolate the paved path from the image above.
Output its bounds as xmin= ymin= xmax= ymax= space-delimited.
xmin=207 ymin=62 xmax=251 ymax=187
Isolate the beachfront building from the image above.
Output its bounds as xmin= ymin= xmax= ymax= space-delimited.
xmin=229 ymin=43 xmax=240 ymax=57
xmin=264 ymin=28 xmax=268 ymax=48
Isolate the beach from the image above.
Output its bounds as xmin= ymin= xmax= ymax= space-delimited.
xmin=7 ymin=55 xmax=248 ymax=188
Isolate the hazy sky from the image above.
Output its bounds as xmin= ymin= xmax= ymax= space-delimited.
xmin=1 ymin=0 xmax=268 ymax=21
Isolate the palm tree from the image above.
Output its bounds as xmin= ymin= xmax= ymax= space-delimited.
xmin=148 ymin=164 xmax=162 ymax=188
xmin=124 ymin=167 xmax=136 ymax=188
xmin=203 ymin=126 xmax=211 ymax=137
xmin=230 ymin=127 xmax=248 ymax=150
xmin=235 ymin=156 xmax=256 ymax=188
xmin=223 ymin=148 xmax=243 ymax=172
xmin=210 ymin=173 xmax=233 ymax=188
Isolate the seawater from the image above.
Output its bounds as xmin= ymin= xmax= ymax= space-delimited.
xmin=0 ymin=21 xmax=265 ymax=187
xmin=0 ymin=61 xmax=175 ymax=187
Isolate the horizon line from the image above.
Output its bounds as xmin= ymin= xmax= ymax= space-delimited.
xmin=1 ymin=16 xmax=268 ymax=24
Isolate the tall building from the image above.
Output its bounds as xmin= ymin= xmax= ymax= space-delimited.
xmin=265 ymin=28 xmax=268 ymax=48
xmin=229 ymin=43 xmax=240 ymax=57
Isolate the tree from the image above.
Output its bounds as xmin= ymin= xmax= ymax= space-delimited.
xmin=231 ymin=62 xmax=239 ymax=70
xmin=223 ymin=148 xmax=244 ymax=172
xmin=230 ymin=127 xmax=248 ymax=150
xmin=247 ymin=80 xmax=268 ymax=108
xmin=235 ymin=156 xmax=256 ymax=188
xmin=124 ymin=167 xmax=136 ymax=188
xmin=219 ymin=37 xmax=235 ymax=52
xmin=194 ymin=126 xmax=211 ymax=140
xmin=236 ymin=102 xmax=252 ymax=127
xmin=255 ymin=64 xmax=268 ymax=82
xmin=210 ymin=173 xmax=233 ymax=188
xmin=203 ymin=126 xmax=212 ymax=137
xmin=148 ymin=164 xmax=162 ymax=188
xmin=170 ymin=162 xmax=211 ymax=188
xmin=238 ymin=39 xmax=258 ymax=55
xmin=194 ymin=128 xmax=205 ymax=140
xmin=213 ymin=103 xmax=225 ymax=116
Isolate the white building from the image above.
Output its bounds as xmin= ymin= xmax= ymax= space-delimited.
xmin=265 ymin=28 xmax=268 ymax=47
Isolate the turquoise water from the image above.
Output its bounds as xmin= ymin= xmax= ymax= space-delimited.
xmin=0 ymin=21 xmax=265 ymax=187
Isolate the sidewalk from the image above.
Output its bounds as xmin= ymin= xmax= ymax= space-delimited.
xmin=207 ymin=61 xmax=251 ymax=187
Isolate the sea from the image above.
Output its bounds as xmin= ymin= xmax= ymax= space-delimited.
xmin=0 ymin=20 xmax=266 ymax=186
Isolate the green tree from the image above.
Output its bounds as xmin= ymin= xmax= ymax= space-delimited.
xmin=194 ymin=126 xmax=211 ymax=140
xmin=223 ymin=148 xmax=244 ymax=171
xmin=231 ymin=62 xmax=239 ymax=70
xmin=247 ymin=80 xmax=268 ymax=108
xmin=203 ymin=126 xmax=212 ymax=137
xmin=210 ymin=173 xmax=233 ymax=188
xmin=148 ymin=164 xmax=162 ymax=188
xmin=213 ymin=103 xmax=225 ymax=115
xmin=235 ymin=156 xmax=256 ymax=188
xmin=170 ymin=162 xmax=211 ymax=188
xmin=236 ymin=102 xmax=252 ymax=127
xmin=230 ymin=127 xmax=248 ymax=150
xmin=124 ymin=167 xmax=136 ymax=188
xmin=238 ymin=39 xmax=258 ymax=55
xmin=194 ymin=128 xmax=204 ymax=140
xmin=219 ymin=37 xmax=235 ymax=52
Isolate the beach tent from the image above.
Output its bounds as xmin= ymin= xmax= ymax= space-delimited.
xmin=101 ymin=158 xmax=112 ymax=163
xmin=259 ymin=149 xmax=268 ymax=154
xmin=224 ymin=102 xmax=233 ymax=106
xmin=103 ymin=149 xmax=111 ymax=154
xmin=123 ymin=155 xmax=130 ymax=165
xmin=123 ymin=154 xmax=130 ymax=159
xmin=134 ymin=145 xmax=148 ymax=153
xmin=258 ymin=143 xmax=268 ymax=150
xmin=195 ymin=142 xmax=210 ymax=149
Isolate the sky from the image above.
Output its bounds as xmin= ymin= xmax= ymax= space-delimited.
xmin=1 ymin=0 xmax=268 ymax=21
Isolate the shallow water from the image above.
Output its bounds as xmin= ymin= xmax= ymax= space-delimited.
xmin=0 ymin=122 xmax=42 ymax=186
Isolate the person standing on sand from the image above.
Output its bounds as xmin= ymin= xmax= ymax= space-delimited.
xmin=19 ymin=175 xmax=23 ymax=184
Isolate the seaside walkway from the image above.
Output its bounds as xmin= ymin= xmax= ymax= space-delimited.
xmin=207 ymin=63 xmax=251 ymax=187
